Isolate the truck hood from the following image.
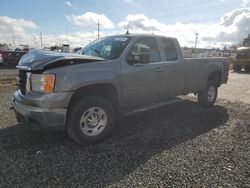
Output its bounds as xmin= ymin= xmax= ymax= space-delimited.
xmin=17 ymin=49 xmax=105 ymax=71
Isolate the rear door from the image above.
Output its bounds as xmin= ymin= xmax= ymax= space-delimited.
xmin=159 ymin=38 xmax=185 ymax=97
xmin=121 ymin=37 xmax=167 ymax=109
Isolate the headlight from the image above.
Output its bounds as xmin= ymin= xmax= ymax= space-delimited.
xmin=31 ymin=73 xmax=55 ymax=93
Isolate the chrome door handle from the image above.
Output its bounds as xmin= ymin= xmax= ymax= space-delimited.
xmin=154 ymin=67 xmax=164 ymax=72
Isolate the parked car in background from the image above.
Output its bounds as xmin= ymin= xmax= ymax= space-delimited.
xmin=232 ymin=47 xmax=250 ymax=71
xmin=12 ymin=34 xmax=229 ymax=144
xmin=0 ymin=50 xmax=28 ymax=68
xmin=0 ymin=54 xmax=3 ymax=64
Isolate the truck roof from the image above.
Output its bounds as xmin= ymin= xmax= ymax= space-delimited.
xmin=109 ymin=33 xmax=176 ymax=40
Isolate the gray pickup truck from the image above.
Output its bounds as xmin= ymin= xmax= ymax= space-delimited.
xmin=12 ymin=34 xmax=229 ymax=144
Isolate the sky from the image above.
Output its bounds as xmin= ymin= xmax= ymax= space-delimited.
xmin=0 ymin=0 xmax=250 ymax=48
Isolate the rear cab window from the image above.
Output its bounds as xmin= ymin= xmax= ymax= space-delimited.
xmin=161 ymin=38 xmax=178 ymax=62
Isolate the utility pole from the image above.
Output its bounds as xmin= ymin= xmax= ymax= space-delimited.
xmin=12 ymin=36 xmax=15 ymax=47
xmin=40 ymin=31 xmax=43 ymax=48
xmin=97 ymin=19 xmax=101 ymax=39
xmin=194 ymin=32 xmax=199 ymax=50
xmin=66 ymin=25 xmax=68 ymax=42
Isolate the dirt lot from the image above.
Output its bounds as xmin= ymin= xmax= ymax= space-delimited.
xmin=219 ymin=71 xmax=250 ymax=104
xmin=0 ymin=70 xmax=249 ymax=187
xmin=0 ymin=69 xmax=17 ymax=89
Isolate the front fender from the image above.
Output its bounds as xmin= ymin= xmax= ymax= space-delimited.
xmin=46 ymin=60 xmax=122 ymax=93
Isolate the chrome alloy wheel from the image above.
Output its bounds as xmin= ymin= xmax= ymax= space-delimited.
xmin=207 ymin=86 xmax=216 ymax=102
xmin=80 ymin=107 xmax=107 ymax=136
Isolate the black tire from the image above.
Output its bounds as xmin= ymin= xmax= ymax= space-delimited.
xmin=67 ymin=96 xmax=115 ymax=144
xmin=233 ymin=64 xmax=241 ymax=72
xmin=198 ymin=81 xmax=218 ymax=107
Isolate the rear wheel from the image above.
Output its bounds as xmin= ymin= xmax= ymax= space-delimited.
xmin=198 ymin=81 xmax=218 ymax=107
xmin=67 ymin=96 xmax=115 ymax=144
xmin=233 ymin=64 xmax=241 ymax=72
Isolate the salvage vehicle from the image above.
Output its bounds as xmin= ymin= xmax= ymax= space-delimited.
xmin=0 ymin=54 xmax=2 ymax=64
xmin=232 ymin=47 xmax=250 ymax=72
xmin=0 ymin=50 xmax=27 ymax=68
xmin=12 ymin=34 xmax=229 ymax=144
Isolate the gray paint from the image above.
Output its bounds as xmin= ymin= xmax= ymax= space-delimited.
xmin=13 ymin=34 xmax=229 ymax=128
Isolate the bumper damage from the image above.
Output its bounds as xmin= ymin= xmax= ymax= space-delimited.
xmin=12 ymin=94 xmax=67 ymax=130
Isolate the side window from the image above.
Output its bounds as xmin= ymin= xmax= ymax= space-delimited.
xmin=162 ymin=38 xmax=178 ymax=61
xmin=128 ymin=37 xmax=161 ymax=63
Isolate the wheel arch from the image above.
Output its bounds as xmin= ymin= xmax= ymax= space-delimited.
xmin=208 ymin=71 xmax=221 ymax=87
xmin=68 ymin=83 xmax=121 ymax=121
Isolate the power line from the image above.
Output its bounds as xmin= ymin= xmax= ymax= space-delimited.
xmin=152 ymin=2 xmax=239 ymax=21
xmin=36 ymin=0 xmax=238 ymax=36
xmin=41 ymin=2 xmax=238 ymax=36
xmin=24 ymin=0 xmax=240 ymax=47
xmin=146 ymin=0 xmax=217 ymax=15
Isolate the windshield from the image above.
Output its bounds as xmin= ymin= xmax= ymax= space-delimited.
xmin=79 ymin=36 xmax=131 ymax=60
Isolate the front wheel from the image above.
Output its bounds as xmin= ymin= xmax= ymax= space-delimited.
xmin=198 ymin=81 xmax=218 ymax=107
xmin=67 ymin=96 xmax=115 ymax=144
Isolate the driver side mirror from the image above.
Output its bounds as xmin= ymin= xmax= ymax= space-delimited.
xmin=126 ymin=46 xmax=150 ymax=65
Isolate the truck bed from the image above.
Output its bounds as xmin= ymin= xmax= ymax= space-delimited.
xmin=184 ymin=57 xmax=229 ymax=94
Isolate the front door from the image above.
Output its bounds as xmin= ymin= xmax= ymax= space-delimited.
xmin=121 ymin=37 xmax=166 ymax=109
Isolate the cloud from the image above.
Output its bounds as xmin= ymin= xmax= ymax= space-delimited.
xmin=119 ymin=14 xmax=166 ymax=31
xmin=28 ymin=8 xmax=250 ymax=48
xmin=118 ymin=10 xmax=250 ymax=48
xmin=118 ymin=14 xmax=221 ymax=47
xmin=34 ymin=32 xmax=100 ymax=47
xmin=1 ymin=7 xmax=249 ymax=49
xmin=242 ymin=0 xmax=250 ymax=6
xmin=64 ymin=1 xmax=77 ymax=9
xmin=222 ymin=0 xmax=250 ymax=7
xmin=123 ymin=0 xmax=134 ymax=3
xmin=213 ymin=8 xmax=250 ymax=42
xmin=0 ymin=15 xmax=113 ymax=48
xmin=66 ymin=12 xmax=115 ymax=29
xmin=220 ymin=8 xmax=248 ymax=26
xmin=0 ymin=16 xmax=37 ymax=45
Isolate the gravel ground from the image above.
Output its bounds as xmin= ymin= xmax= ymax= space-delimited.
xmin=0 ymin=69 xmax=18 ymax=78
xmin=0 ymin=70 xmax=250 ymax=187
xmin=0 ymin=69 xmax=17 ymax=89
xmin=218 ymin=71 xmax=250 ymax=104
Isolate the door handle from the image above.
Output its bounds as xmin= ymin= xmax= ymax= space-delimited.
xmin=154 ymin=67 xmax=164 ymax=72
xmin=133 ymin=63 xmax=144 ymax=67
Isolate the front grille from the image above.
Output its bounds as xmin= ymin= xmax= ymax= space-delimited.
xmin=236 ymin=52 xmax=249 ymax=60
xmin=18 ymin=70 xmax=27 ymax=95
